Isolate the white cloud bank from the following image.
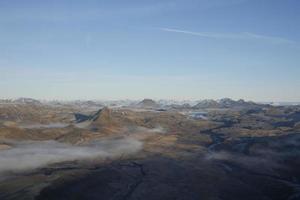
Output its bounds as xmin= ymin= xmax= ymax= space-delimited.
xmin=0 ymin=138 xmax=142 ymax=174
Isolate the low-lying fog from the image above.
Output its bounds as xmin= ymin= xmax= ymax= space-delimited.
xmin=19 ymin=123 xmax=69 ymax=129
xmin=0 ymin=138 xmax=142 ymax=174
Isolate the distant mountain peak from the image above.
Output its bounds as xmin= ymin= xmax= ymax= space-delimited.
xmin=137 ymin=99 xmax=159 ymax=108
xmin=193 ymin=98 xmax=261 ymax=109
xmin=193 ymin=99 xmax=219 ymax=109
xmin=14 ymin=98 xmax=41 ymax=105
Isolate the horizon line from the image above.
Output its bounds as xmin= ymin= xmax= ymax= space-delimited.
xmin=1 ymin=97 xmax=299 ymax=103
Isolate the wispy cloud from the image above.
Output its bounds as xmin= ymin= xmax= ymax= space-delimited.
xmin=161 ymin=28 xmax=294 ymax=44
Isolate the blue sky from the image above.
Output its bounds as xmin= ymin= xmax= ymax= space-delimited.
xmin=0 ymin=0 xmax=299 ymax=101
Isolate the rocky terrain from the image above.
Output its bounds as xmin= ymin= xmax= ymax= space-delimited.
xmin=0 ymin=98 xmax=300 ymax=200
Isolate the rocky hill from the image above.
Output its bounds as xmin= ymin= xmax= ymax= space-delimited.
xmin=193 ymin=98 xmax=264 ymax=109
xmin=136 ymin=99 xmax=160 ymax=109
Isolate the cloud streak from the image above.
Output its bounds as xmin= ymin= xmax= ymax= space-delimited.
xmin=161 ymin=28 xmax=294 ymax=44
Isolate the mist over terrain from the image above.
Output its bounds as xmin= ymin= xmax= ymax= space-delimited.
xmin=0 ymin=138 xmax=142 ymax=174
xmin=19 ymin=123 xmax=69 ymax=129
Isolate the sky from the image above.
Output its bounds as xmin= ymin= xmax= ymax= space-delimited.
xmin=0 ymin=0 xmax=300 ymax=101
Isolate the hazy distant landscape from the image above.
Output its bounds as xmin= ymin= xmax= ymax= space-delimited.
xmin=0 ymin=98 xmax=299 ymax=199
xmin=1 ymin=0 xmax=300 ymax=199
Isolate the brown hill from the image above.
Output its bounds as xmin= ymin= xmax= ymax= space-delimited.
xmin=92 ymin=107 xmax=116 ymax=126
xmin=90 ymin=107 xmax=122 ymax=133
